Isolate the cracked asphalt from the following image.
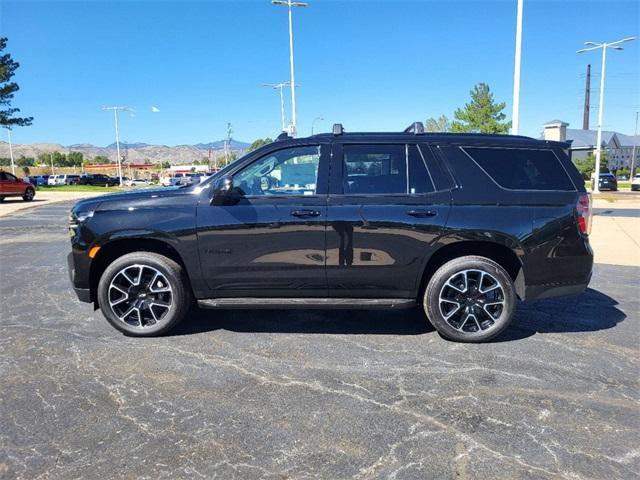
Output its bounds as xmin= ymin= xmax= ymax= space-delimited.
xmin=1 ymin=202 xmax=638 ymax=480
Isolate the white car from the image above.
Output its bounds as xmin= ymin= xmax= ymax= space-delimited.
xmin=632 ymin=173 xmax=640 ymax=192
xmin=124 ymin=179 xmax=153 ymax=187
xmin=47 ymin=174 xmax=79 ymax=185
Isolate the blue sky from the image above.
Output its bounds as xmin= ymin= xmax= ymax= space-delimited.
xmin=1 ymin=0 xmax=638 ymax=146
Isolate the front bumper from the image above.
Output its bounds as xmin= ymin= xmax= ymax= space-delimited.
xmin=67 ymin=252 xmax=92 ymax=303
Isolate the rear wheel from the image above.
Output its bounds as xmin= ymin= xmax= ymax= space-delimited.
xmin=424 ymin=256 xmax=517 ymax=343
xmin=0 ymin=196 xmax=4 ymax=202
xmin=22 ymin=188 xmax=35 ymax=201
xmin=97 ymin=252 xmax=191 ymax=336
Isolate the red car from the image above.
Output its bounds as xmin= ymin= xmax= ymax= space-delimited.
xmin=0 ymin=170 xmax=36 ymax=202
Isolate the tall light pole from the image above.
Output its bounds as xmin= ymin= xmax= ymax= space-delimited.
xmin=631 ymin=111 xmax=638 ymax=178
xmin=511 ymin=0 xmax=524 ymax=135
xmin=272 ymin=0 xmax=308 ymax=137
xmin=311 ymin=116 xmax=324 ymax=135
xmin=6 ymin=128 xmax=16 ymax=175
xmin=263 ymin=82 xmax=291 ymax=132
xmin=102 ymin=106 xmax=132 ymax=186
xmin=578 ymin=36 xmax=636 ymax=193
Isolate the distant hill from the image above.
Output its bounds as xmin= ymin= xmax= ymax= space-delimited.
xmin=0 ymin=139 xmax=250 ymax=165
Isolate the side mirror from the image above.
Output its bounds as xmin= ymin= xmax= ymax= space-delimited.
xmin=211 ymin=175 xmax=234 ymax=205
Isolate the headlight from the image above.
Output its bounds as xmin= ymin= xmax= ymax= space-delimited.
xmin=69 ymin=210 xmax=94 ymax=234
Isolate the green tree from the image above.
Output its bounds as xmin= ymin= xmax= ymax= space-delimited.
xmin=451 ymin=83 xmax=511 ymax=134
xmin=425 ymin=115 xmax=451 ymax=132
xmin=160 ymin=161 xmax=171 ymax=169
xmin=248 ymin=137 xmax=273 ymax=152
xmin=16 ymin=155 xmax=34 ymax=167
xmin=92 ymin=155 xmax=110 ymax=164
xmin=0 ymin=37 xmax=32 ymax=128
xmin=67 ymin=151 xmax=83 ymax=167
xmin=574 ymin=152 xmax=609 ymax=179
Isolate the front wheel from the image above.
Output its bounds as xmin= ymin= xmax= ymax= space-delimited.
xmin=23 ymin=188 xmax=35 ymax=201
xmin=424 ymin=256 xmax=517 ymax=343
xmin=97 ymin=252 xmax=191 ymax=336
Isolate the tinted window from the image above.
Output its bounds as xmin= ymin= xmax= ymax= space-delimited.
xmin=234 ymin=145 xmax=320 ymax=196
xmin=408 ymin=145 xmax=434 ymax=194
xmin=343 ymin=145 xmax=407 ymax=194
xmin=463 ymin=147 xmax=575 ymax=191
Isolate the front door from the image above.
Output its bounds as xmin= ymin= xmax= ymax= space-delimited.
xmin=196 ymin=143 xmax=330 ymax=298
xmin=326 ymin=142 xmax=451 ymax=299
xmin=0 ymin=171 xmax=22 ymax=196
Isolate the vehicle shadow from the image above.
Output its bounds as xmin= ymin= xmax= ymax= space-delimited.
xmin=171 ymin=288 xmax=625 ymax=341
xmin=492 ymin=288 xmax=626 ymax=342
xmin=0 ymin=198 xmax=46 ymax=204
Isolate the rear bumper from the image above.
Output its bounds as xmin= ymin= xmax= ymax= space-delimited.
xmin=523 ymin=275 xmax=591 ymax=301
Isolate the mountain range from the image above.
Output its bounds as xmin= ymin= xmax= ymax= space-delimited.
xmin=0 ymin=139 xmax=251 ymax=165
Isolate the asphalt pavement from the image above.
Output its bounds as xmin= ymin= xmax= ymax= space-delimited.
xmin=0 ymin=202 xmax=638 ymax=480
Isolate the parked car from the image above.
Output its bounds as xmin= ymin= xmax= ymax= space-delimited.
xmin=632 ymin=173 xmax=640 ymax=192
xmin=124 ymin=178 xmax=153 ymax=187
xmin=593 ymin=173 xmax=618 ymax=191
xmin=0 ymin=170 xmax=36 ymax=201
xmin=31 ymin=175 xmax=49 ymax=186
xmin=160 ymin=173 xmax=191 ymax=187
xmin=68 ymin=123 xmax=593 ymax=342
xmin=78 ymin=174 xmax=119 ymax=187
xmin=47 ymin=174 xmax=80 ymax=186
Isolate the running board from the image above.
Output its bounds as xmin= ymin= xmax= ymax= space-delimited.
xmin=197 ymin=298 xmax=416 ymax=310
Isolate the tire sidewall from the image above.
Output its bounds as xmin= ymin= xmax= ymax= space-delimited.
xmin=23 ymin=188 xmax=35 ymax=201
xmin=424 ymin=256 xmax=517 ymax=343
xmin=97 ymin=252 xmax=190 ymax=336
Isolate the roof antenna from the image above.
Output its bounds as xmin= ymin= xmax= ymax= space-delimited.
xmin=332 ymin=123 xmax=344 ymax=136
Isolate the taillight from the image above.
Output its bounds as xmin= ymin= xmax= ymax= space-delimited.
xmin=576 ymin=193 xmax=591 ymax=235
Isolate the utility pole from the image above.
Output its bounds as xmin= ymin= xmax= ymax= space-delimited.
xmin=224 ymin=122 xmax=233 ymax=166
xmin=631 ymin=111 xmax=638 ymax=178
xmin=577 ymin=36 xmax=636 ymax=193
xmin=50 ymin=152 xmax=55 ymax=175
xmin=102 ymin=106 xmax=132 ymax=186
xmin=263 ymin=82 xmax=293 ymax=132
xmin=6 ymin=128 xmax=16 ymax=175
xmin=272 ymin=0 xmax=308 ymax=137
xmin=511 ymin=0 xmax=524 ymax=135
xmin=583 ymin=64 xmax=591 ymax=130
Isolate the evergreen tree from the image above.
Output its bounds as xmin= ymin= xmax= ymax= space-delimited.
xmin=0 ymin=37 xmax=32 ymax=128
xmin=451 ymin=83 xmax=511 ymax=134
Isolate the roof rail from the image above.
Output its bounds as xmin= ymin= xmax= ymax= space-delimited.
xmin=404 ymin=122 xmax=425 ymax=135
xmin=332 ymin=123 xmax=344 ymax=136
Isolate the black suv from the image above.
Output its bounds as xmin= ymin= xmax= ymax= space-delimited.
xmin=78 ymin=174 xmax=119 ymax=187
xmin=67 ymin=123 xmax=593 ymax=342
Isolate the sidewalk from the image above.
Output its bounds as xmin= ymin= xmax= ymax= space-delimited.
xmin=0 ymin=191 xmax=107 ymax=217
xmin=591 ymin=197 xmax=640 ymax=267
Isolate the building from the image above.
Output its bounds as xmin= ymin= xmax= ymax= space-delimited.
xmin=542 ymin=120 xmax=639 ymax=171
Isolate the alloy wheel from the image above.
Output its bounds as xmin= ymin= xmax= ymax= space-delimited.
xmin=438 ymin=269 xmax=505 ymax=333
xmin=108 ymin=264 xmax=173 ymax=329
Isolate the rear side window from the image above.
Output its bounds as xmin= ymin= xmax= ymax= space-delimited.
xmin=343 ymin=144 xmax=407 ymax=194
xmin=463 ymin=147 xmax=574 ymax=191
xmin=342 ymin=144 xmax=440 ymax=195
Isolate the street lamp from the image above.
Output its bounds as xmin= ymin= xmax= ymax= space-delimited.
xmin=311 ymin=116 xmax=324 ymax=135
xmin=102 ymin=106 xmax=133 ymax=186
xmin=511 ymin=0 xmax=524 ymax=135
xmin=577 ymin=36 xmax=636 ymax=193
xmin=263 ymin=81 xmax=293 ymax=132
xmin=271 ymin=0 xmax=308 ymax=137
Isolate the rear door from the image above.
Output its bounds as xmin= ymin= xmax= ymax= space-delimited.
xmin=326 ymin=141 xmax=451 ymax=299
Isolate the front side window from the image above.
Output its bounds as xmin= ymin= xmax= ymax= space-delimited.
xmin=233 ymin=145 xmax=320 ymax=196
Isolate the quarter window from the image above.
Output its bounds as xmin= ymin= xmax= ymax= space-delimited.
xmin=463 ymin=147 xmax=575 ymax=191
xmin=233 ymin=145 xmax=320 ymax=196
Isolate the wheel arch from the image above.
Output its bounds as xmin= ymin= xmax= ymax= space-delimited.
xmin=419 ymin=240 xmax=525 ymax=300
xmin=89 ymin=236 xmax=192 ymax=306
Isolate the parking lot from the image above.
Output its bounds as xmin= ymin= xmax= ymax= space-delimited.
xmin=0 ymin=202 xmax=638 ymax=479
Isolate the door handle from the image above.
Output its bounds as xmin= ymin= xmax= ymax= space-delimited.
xmin=406 ymin=209 xmax=437 ymax=218
xmin=290 ymin=209 xmax=321 ymax=218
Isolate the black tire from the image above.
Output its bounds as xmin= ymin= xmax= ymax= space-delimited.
xmin=97 ymin=252 xmax=191 ymax=336
xmin=423 ymin=255 xmax=517 ymax=343
xmin=22 ymin=188 xmax=35 ymax=201
xmin=0 ymin=196 xmax=4 ymax=202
